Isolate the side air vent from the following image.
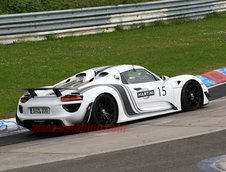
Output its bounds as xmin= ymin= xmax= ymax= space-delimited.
xmin=89 ymin=78 xmax=94 ymax=82
xmin=99 ymin=72 xmax=108 ymax=77
xmin=76 ymin=73 xmax=86 ymax=77
xmin=66 ymin=79 xmax=71 ymax=83
xmin=169 ymin=103 xmax=178 ymax=110
xmin=62 ymin=104 xmax=81 ymax=112
xmin=19 ymin=105 xmax=23 ymax=113
xmin=204 ymin=92 xmax=211 ymax=98
xmin=177 ymin=81 xmax=181 ymax=85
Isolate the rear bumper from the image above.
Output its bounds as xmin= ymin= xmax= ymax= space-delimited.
xmin=16 ymin=102 xmax=93 ymax=131
xmin=16 ymin=112 xmax=64 ymax=129
xmin=16 ymin=95 xmax=89 ymax=126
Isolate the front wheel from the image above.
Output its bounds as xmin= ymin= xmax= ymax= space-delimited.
xmin=181 ymin=80 xmax=202 ymax=111
xmin=90 ymin=94 xmax=118 ymax=127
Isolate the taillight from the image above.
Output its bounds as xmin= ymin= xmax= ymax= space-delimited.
xmin=20 ymin=97 xmax=30 ymax=103
xmin=61 ymin=95 xmax=83 ymax=102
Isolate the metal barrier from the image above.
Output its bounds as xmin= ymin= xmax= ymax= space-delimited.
xmin=0 ymin=0 xmax=225 ymax=44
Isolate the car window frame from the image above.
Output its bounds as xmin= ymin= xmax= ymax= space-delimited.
xmin=120 ymin=69 xmax=160 ymax=85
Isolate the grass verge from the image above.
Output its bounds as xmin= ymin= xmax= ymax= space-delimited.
xmin=0 ymin=0 xmax=158 ymax=14
xmin=0 ymin=13 xmax=226 ymax=118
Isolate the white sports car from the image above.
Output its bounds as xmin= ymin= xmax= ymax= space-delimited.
xmin=16 ymin=65 xmax=209 ymax=130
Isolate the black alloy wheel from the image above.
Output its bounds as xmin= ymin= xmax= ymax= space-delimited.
xmin=91 ymin=94 xmax=118 ymax=127
xmin=181 ymin=80 xmax=202 ymax=111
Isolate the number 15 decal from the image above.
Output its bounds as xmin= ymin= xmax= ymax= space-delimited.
xmin=157 ymin=86 xmax=167 ymax=96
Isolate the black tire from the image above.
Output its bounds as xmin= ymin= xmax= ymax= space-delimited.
xmin=181 ymin=80 xmax=202 ymax=111
xmin=91 ymin=94 xmax=118 ymax=127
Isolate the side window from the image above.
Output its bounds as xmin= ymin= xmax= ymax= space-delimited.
xmin=121 ymin=69 xmax=159 ymax=84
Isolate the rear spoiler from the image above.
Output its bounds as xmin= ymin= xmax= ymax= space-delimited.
xmin=16 ymin=87 xmax=78 ymax=97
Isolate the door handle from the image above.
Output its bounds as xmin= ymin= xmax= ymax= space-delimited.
xmin=134 ymin=87 xmax=142 ymax=91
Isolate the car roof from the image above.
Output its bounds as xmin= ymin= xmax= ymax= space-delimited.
xmin=92 ymin=65 xmax=145 ymax=74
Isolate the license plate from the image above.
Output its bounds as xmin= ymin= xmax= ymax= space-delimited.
xmin=30 ymin=107 xmax=50 ymax=114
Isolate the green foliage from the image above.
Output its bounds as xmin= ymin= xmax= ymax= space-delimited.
xmin=170 ymin=17 xmax=193 ymax=25
xmin=0 ymin=0 xmax=158 ymax=14
xmin=152 ymin=20 xmax=166 ymax=27
xmin=115 ymin=25 xmax=124 ymax=32
xmin=45 ymin=34 xmax=57 ymax=40
xmin=130 ymin=23 xmax=145 ymax=29
xmin=206 ymin=12 xmax=226 ymax=18
xmin=3 ymin=0 xmax=43 ymax=14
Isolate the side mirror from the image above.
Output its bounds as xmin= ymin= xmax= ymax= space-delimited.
xmin=162 ymin=75 xmax=169 ymax=82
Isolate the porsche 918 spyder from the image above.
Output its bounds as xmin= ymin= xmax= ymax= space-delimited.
xmin=16 ymin=65 xmax=209 ymax=130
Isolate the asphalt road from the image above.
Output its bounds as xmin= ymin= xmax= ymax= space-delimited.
xmin=1 ymin=83 xmax=226 ymax=172
xmin=6 ymin=129 xmax=226 ymax=172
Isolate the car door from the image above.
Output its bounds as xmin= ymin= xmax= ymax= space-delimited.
xmin=121 ymin=69 xmax=173 ymax=112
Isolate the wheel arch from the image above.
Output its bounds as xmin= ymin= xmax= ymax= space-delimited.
xmin=168 ymin=75 xmax=206 ymax=109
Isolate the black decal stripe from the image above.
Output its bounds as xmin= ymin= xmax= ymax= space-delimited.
xmin=111 ymin=84 xmax=137 ymax=115
xmin=79 ymin=86 xmax=96 ymax=94
xmin=124 ymin=85 xmax=142 ymax=112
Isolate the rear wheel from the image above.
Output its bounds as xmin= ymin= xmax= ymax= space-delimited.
xmin=91 ymin=94 xmax=118 ymax=127
xmin=181 ymin=80 xmax=202 ymax=111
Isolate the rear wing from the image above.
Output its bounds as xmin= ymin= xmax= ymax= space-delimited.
xmin=17 ymin=87 xmax=78 ymax=97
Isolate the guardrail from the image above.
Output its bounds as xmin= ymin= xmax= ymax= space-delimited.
xmin=0 ymin=0 xmax=225 ymax=44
